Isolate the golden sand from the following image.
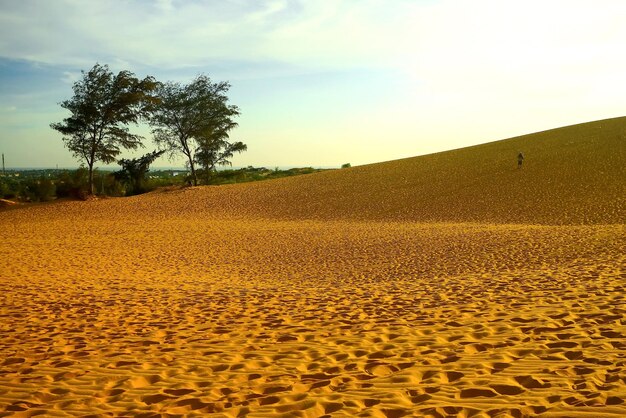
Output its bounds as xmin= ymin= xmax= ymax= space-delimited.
xmin=1 ymin=118 xmax=625 ymax=417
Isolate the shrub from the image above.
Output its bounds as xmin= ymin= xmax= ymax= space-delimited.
xmin=0 ymin=178 xmax=19 ymax=199
xmin=22 ymin=177 xmax=56 ymax=202
xmin=55 ymin=168 xmax=89 ymax=199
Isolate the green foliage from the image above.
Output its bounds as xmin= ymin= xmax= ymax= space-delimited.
xmin=203 ymin=166 xmax=327 ymax=185
xmin=341 ymin=163 xmax=351 ymax=169
xmin=196 ymin=139 xmax=247 ymax=184
xmin=144 ymin=172 xmax=187 ymax=189
xmin=0 ymin=177 xmax=20 ymax=199
xmin=55 ymin=168 xmax=89 ymax=199
xmin=50 ymin=63 xmax=158 ymax=194
xmin=0 ymin=166 xmax=330 ymax=202
xmin=151 ymin=74 xmax=245 ymax=185
xmin=21 ymin=177 xmax=56 ymax=202
xmin=95 ymin=171 xmax=126 ymax=196
xmin=115 ymin=150 xmax=165 ymax=195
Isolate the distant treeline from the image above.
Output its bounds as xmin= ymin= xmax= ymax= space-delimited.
xmin=0 ymin=166 xmax=330 ymax=202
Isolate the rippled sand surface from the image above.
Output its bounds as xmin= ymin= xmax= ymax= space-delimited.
xmin=1 ymin=118 xmax=625 ymax=417
xmin=2 ymin=204 xmax=624 ymax=417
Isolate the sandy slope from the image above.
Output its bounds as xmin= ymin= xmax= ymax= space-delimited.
xmin=107 ymin=116 xmax=623 ymax=225
xmin=1 ymin=118 xmax=625 ymax=417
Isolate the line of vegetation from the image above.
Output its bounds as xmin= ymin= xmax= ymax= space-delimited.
xmin=0 ymin=166 xmax=331 ymax=203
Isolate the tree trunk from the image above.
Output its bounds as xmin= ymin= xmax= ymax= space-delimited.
xmin=189 ymin=162 xmax=198 ymax=186
xmin=187 ymin=157 xmax=197 ymax=186
xmin=206 ymin=163 xmax=216 ymax=185
xmin=88 ymin=163 xmax=94 ymax=195
xmin=181 ymin=142 xmax=197 ymax=186
xmin=87 ymin=143 xmax=96 ymax=196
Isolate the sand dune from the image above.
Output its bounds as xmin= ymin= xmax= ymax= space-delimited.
xmin=119 ymin=116 xmax=624 ymax=225
xmin=1 ymin=118 xmax=625 ymax=416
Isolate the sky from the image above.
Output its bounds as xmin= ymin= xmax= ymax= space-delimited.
xmin=1 ymin=0 xmax=626 ymax=169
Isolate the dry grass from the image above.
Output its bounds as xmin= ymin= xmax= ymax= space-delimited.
xmin=1 ymin=118 xmax=625 ymax=417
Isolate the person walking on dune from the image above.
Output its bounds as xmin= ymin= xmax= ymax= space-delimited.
xmin=517 ymin=152 xmax=524 ymax=169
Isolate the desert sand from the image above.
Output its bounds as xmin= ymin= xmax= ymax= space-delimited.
xmin=1 ymin=118 xmax=625 ymax=417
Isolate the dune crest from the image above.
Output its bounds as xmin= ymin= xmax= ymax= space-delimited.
xmin=132 ymin=116 xmax=624 ymax=224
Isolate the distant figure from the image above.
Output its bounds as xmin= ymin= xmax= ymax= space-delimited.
xmin=517 ymin=152 xmax=524 ymax=169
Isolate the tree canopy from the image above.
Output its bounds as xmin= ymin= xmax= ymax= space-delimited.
xmin=195 ymin=125 xmax=247 ymax=184
xmin=115 ymin=150 xmax=165 ymax=195
xmin=150 ymin=75 xmax=245 ymax=186
xmin=50 ymin=63 xmax=158 ymax=194
xmin=51 ymin=65 xmax=245 ymax=193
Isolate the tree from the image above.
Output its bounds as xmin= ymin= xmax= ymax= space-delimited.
xmin=150 ymin=75 xmax=244 ymax=186
xmin=115 ymin=150 xmax=165 ymax=195
xmin=51 ymin=63 xmax=158 ymax=195
xmin=195 ymin=128 xmax=247 ymax=184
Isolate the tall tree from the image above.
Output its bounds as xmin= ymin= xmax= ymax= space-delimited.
xmin=150 ymin=75 xmax=244 ymax=186
xmin=51 ymin=63 xmax=158 ymax=195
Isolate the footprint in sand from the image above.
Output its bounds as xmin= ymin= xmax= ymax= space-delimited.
xmin=513 ymin=375 xmax=550 ymax=389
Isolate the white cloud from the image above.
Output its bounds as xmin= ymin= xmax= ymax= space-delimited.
xmin=0 ymin=1 xmax=409 ymax=70
xmin=3 ymin=0 xmax=626 ymax=83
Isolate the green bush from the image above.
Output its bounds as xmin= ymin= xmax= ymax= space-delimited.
xmin=94 ymin=171 xmax=126 ymax=196
xmin=55 ymin=168 xmax=89 ymax=199
xmin=22 ymin=177 xmax=56 ymax=202
xmin=0 ymin=178 xmax=19 ymax=199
